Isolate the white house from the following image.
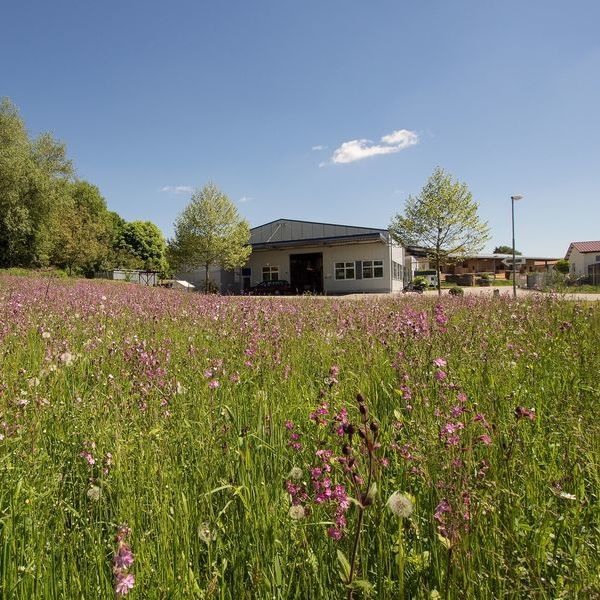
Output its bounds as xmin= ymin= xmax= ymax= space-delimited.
xmin=565 ymin=241 xmax=600 ymax=284
xmin=178 ymin=218 xmax=416 ymax=294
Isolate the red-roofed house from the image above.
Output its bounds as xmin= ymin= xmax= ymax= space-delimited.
xmin=565 ymin=241 xmax=600 ymax=283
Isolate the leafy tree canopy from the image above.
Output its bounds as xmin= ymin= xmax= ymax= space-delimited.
xmin=169 ymin=183 xmax=251 ymax=291
xmin=389 ymin=167 xmax=490 ymax=295
xmin=0 ymin=97 xmax=166 ymax=277
xmin=493 ymin=245 xmax=522 ymax=255
xmin=117 ymin=221 xmax=168 ymax=272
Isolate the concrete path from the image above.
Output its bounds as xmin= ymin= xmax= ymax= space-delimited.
xmin=420 ymin=287 xmax=600 ymax=301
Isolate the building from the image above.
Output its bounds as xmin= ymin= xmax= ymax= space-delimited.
xmin=445 ymin=254 xmax=559 ymax=278
xmin=565 ymin=241 xmax=600 ymax=284
xmin=245 ymin=218 xmax=409 ymax=294
xmin=96 ymin=269 xmax=160 ymax=286
xmin=178 ymin=218 xmax=415 ymax=294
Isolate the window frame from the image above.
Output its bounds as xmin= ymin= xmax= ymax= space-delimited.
xmin=334 ymin=261 xmax=356 ymax=280
xmin=362 ymin=259 xmax=384 ymax=279
xmin=262 ymin=266 xmax=279 ymax=281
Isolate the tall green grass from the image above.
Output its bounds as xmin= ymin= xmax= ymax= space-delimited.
xmin=0 ymin=276 xmax=598 ymax=599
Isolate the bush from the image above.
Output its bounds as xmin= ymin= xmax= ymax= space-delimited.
xmin=412 ymin=276 xmax=428 ymax=288
xmin=1 ymin=267 xmax=69 ymax=279
xmin=449 ymin=286 xmax=464 ymax=296
xmin=554 ymin=259 xmax=570 ymax=275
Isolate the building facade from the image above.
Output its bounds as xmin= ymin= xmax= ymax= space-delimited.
xmin=565 ymin=241 xmax=600 ymax=284
xmin=245 ymin=219 xmax=406 ymax=294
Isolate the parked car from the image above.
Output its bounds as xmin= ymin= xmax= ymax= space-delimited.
xmin=247 ymin=280 xmax=294 ymax=295
xmin=402 ymin=281 xmax=425 ymax=294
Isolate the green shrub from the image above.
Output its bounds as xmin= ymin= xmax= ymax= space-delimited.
xmin=448 ymin=286 xmax=464 ymax=295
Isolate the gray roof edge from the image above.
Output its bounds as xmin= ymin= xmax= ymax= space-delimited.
xmin=250 ymin=217 xmax=387 ymax=233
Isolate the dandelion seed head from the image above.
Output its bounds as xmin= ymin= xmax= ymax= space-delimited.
xmin=288 ymin=505 xmax=306 ymax=520
xmin=289 ymin=466 xmax=303 ymax=480
xmin=87 ymin=485 xmax=101 ymax=501
xmin=387 ymin=491 xmax=414 ymax=518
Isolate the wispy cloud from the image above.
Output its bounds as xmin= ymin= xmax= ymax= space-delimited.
xmin=311 ymin=144 xmax=327 ymax=151
xmin=321 ymin=129 xmax=418 ymax=166
xmin=239 ymin=195 xmax=252 ymax=203
xmin=160 ymin=185 xmax=194 ymax=194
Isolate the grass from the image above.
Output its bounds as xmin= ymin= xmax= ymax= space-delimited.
xmin=0 ymin=274 xmax=599 ymax=599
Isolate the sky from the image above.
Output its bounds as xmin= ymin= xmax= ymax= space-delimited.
xmin=2 ymin=0 xmax=599 ymax=257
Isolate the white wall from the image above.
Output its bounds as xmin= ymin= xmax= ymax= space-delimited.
xmin=569 ymin=249 xmax=600 ymax=276
xmin=247 ymin=241 xmax=396 ymax=293
xmin=391 ymin=243 xmax=404 ymax=292
xmin=176 ymin=266 xmax=223 ymax=290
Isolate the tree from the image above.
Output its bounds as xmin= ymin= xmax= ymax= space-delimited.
xmin=50 ymin=181 xmax=114 ymax=275
xmin=0 ymin=97 xmax=73 ymax=267
xmin=117 ymin=221 xmax=168 ymax=272
xmin=389 ymin=167 xmax=490 ymax=295
xmin=493 ymin=245 xmax=522 ymax=255
xmin=169 ymin=183 xmax=251 ymax=291
xmin=554 ymin=259 xmax=570 ymax=275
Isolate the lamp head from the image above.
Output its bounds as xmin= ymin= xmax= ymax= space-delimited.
xmin=511 ymin=195 xmax=524 ymax=201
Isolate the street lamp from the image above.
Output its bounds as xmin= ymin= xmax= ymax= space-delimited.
xmin=511 ymin=195 xmax=524 ymax=298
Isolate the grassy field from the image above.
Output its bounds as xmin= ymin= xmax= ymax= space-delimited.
xmin=0 ymin=275 xmax=598 ymax=599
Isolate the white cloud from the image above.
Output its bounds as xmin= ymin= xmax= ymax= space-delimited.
xmin=322 ymin=128 xmax=418 ymax=166
xmin=380 ymin=129 xmax=419 ymax=147
xmin=311 ymin=144 xmax=327 ymax=151
xmin=239 ymin=195 xmax=252 ymax=203
xmin=160 ymin=185 xmax=194 ymax=194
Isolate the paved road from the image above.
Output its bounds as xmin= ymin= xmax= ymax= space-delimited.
xmin=419 ymin=287 xmax=600 ymax=301
xmin=338 ymin=288 xmax=600 ymax=301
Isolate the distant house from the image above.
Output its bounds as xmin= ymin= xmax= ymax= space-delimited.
xmin=445 ymin=254 xmax=559 ymax=277
xmin=565 ymin=241 xmax=600 ymax=284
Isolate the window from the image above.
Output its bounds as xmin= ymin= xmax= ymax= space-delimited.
xmin=334 ymin=262 xmax=355 ymax=280
xmin=596 ymin=255 xmax=600 ymax=263
xmin=392 ymin=261 xmax=402 ymax=280
xmin=262 ymin=266 xmax=279 ymax=281
xmin=362 ymin=259 xmax=384 ymax=279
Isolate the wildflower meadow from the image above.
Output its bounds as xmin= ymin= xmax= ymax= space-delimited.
xmin=0 ymin=274 xmax=598 ymax=599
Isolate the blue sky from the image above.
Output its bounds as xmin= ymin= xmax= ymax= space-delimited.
xmin=2 ymin=0 xmax=599 ymax=256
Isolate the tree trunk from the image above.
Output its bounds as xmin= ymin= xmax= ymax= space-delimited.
xmin=204 ymin=263 xmax=209 ymax=293
xmin=436 ymin=253 xmax=442 ymax=296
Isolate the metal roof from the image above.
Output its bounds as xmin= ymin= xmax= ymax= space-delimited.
xmin=250 ymin=217 xmax=387 ymax=233
xmin=251 ymin=231 xmax=388 ymax=250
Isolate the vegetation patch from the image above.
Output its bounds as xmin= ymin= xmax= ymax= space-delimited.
xmin=0 ymin=275 xmax=598 ymax=599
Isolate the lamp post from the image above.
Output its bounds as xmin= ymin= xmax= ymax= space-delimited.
xmin=511 ymin=195 xmax=524 ymax=298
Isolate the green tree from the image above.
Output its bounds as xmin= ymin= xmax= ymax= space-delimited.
xmin=0 ymin=97 xmax=73 ymax=267
xmin=50 ymin=181 xmax=114 ymax=275
xmin=390 ymin=167 xmax=490 ymax=296
xmin=169 ymin=183 xmax=251 ymax=292
xmin=554 ymin=258 xmax=570 ymax=275
xmin=117 ymin=221 xmax=168 ymax=272
xmin=493 ymin=245 xmax=522 ymax=255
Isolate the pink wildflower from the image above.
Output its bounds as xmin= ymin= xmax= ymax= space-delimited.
xmin=115 ymin=572 xmax=135 ymax=596
xmin=515 ymin=406 xmax=536 ymax=420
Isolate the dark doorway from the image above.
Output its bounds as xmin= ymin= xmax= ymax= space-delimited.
xmin=290 ymin=253 xmax=323 ymax=294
